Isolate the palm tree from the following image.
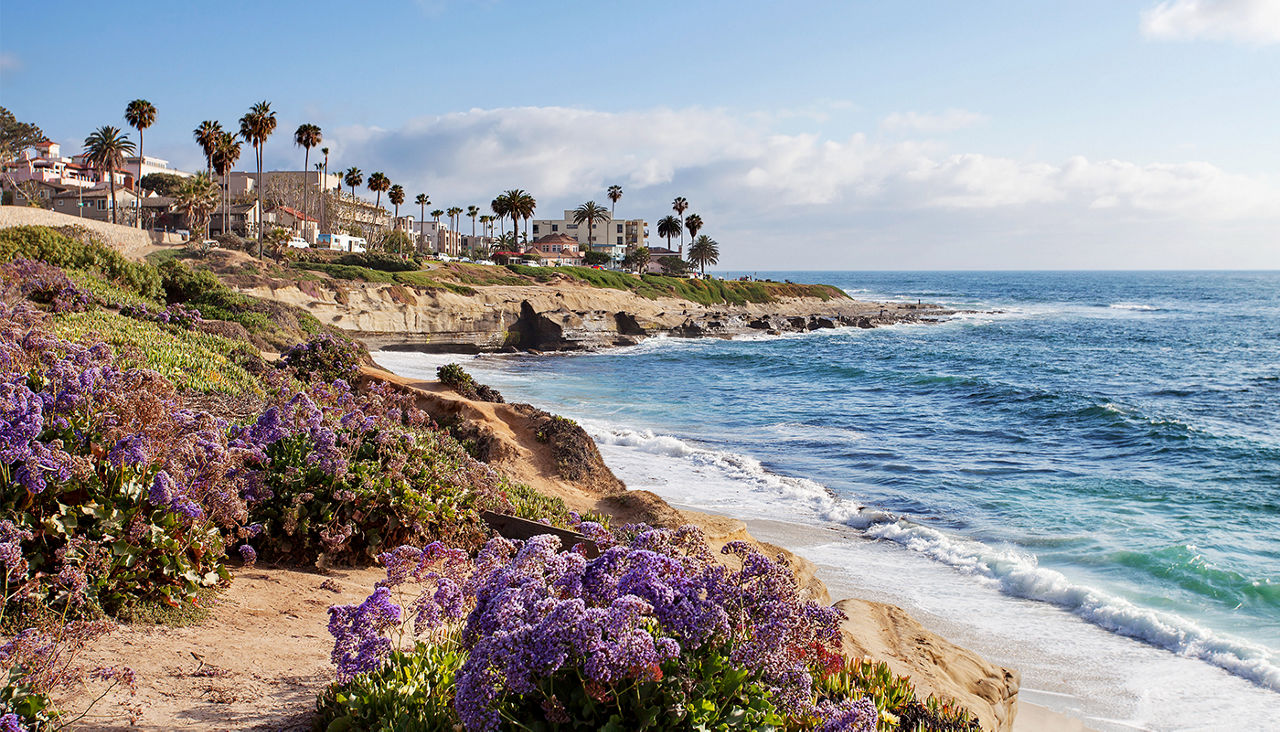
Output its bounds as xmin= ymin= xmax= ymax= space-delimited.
xmin=684 ymin=213 xmax=703 ymax=245
xmin=239 ymin=101 xmax=277 ymax=254
xmin=445 ymin=206 xmax=461 ymax=233
xmin=672 ymin=197 xmax=689 ymax=253
xmin=294 ymin=123 xmax=322 ymax=236
xmin=656 ymin=215 xmax=682 ymax=251
xmin=573 ymin=201 xmax=611 ymax=252
xmin=480 ymin=214 xmax=493 ymax=238
xmin=491 ymin=196 xmax=509 ymax=243
xmin=607 ymin=184 xmax=623 ymax=220
xmin=367 ymin=171 xmax=390 ymax=217
xmin=517 ymin=191 xmax=536 ymax=242
xmin=495 ymin=189 xmax=536 ymax=244
xmin=415 ymin=194 xmax=430 ymax=246
xmin=467 ymin=204 xmax=479 ymax=237
xmin=211 ymin=132 xmax=241 ymax=236
xmin=193 ymin=120 xmax=222 ymax=173
xmin=123 ymin=100 xmax=156 ymax=228
xmin=687 ymin=234 xmax=720 ymax=275
xmin=389 ymin=184 xmax=405 ymax=227
xmin=173 ymin=172 xmax=220 ymax=240
xmin=344 ymin=167 xmax=363 ymax=200
xmin=83 ymin=126 xmax=135 ymax=225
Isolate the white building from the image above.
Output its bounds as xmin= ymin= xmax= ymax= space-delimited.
xmin=121 ymin=154 xmax=192 ymax=183
xmin=529 ymin=210 xmax=647 ymax=262
xmin=413 ymin=220 xmax=463 ymax=257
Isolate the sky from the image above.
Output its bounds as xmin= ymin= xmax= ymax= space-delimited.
xmin=2 ymin=0 xmax=1279 ymax=269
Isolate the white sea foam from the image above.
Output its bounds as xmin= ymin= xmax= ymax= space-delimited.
xmin=586 ymin=421 xmax=1280 ymax=694
xmin=1109 ymin=302 xmax=1161 ymax=311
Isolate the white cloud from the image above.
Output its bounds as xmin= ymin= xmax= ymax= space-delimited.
xmin=1141 ymin=0 xmax=1280 ymax=43
xmin=880 ymin=109 xmax=987 ymax=134
xmin=307 ymin=105 xmax=1280 ymax=268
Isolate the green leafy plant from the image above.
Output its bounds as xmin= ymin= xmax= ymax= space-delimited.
xmin=0 ymin=226 xmax=162 ymax=301
xmin=817 ymin=657 xmax=980 ymax=732
xmin=315 ymin=638 xmax=466 ymax=732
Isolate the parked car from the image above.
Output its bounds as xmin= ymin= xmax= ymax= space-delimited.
xmin=286 ymin=236 xmax=309 ymax=249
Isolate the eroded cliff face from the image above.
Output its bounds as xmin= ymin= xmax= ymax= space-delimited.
xmin=364 ymin=367 xmax=1019 ymax=731
xmin=238 ymin=279 xmax=949 ymax=352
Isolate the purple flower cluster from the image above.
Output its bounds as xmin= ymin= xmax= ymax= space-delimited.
xmin=119 ymin=302 xmax=203 ymax=329
xmin=0 ymin=259 xmax=91 ymax=313
xmin=815 ymin=698 xmax=879 ymax=732
xmin=280 ymin=333 xmax=362 ymax=383
xmin=330 ymin=524 xmax=851 ymax=731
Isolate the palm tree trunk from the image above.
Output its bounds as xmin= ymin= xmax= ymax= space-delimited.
xmin=302 ymin=148 xmax=310 ymax=243
xmin=256 ymin=143 xmax=264 ymax=257
xmin=108 ymin=165 xmax=118 ymax=224
xmin=136 ymin=130 xmax=144 ymax=228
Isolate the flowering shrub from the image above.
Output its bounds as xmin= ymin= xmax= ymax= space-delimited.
xmin=0 ymin=308 xmax=245 ymax=613
xmin=0 ymin=259 xmax=91 ymax=313
xmin=234 ymin=380 xmax=520 ymax=566
xmin=323 ymin=525 xmax=879 ymax=731
xmin=281 ymin=333 xmax=362 ymax=383
xmin=0 ymin=226 xmax=162 ymax=302
xmin=119 ymin=302 xmax=203 ymax=330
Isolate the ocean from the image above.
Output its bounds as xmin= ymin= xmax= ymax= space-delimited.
xmin=373 ymin=271 xmax=1280 ymax=729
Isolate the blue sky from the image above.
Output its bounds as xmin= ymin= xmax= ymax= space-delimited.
xmin=3 ymin=0 xmax=1278 ymax=268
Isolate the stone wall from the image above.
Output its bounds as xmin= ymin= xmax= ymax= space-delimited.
xmin=0 ymin=205 xmax=155 ymax=260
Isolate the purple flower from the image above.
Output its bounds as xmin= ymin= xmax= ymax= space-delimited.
xmin=238 ymin=544 xmax=257 ymax=566
xmin=0 ymin=712 xmax=27 ymax=732
xmin=107 ymin=433 xmax=150 ymax=468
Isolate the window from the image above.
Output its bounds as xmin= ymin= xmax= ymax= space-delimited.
xmin=533 ymin=225 xmax=540 ymax=233
xmin=617 ymin=236 xmax=622 ymax=244
xmin=551 ymin=224 xmax=558 ymax=232
xmin=617 ymin=224 xmax=623 ymax=232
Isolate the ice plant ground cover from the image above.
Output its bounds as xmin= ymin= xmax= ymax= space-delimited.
xmin=322 ymin=524 xmax=888 ymax=731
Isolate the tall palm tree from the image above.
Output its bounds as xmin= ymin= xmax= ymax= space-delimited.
xmin=344 ymin=167 xmax=363 ymax=200
xmin=430 ymin=209 xmax=444 ymax=224
xmin=211 ymin=132 xmax=241 ymax=236
xmin=367 ymin=171 xmax=390 ymax=216
xmin=687 ymin=234 xmax=720 ymax=275
xmin=491 ymin=196 xmax=509 ymax=243
xmin=672 ymin=197 xmax=689 ymax=253
xmin=389 ymin=184 xmax=405 ymax=222
xmin=193 ymin=120 xmax=222 ymax=173
xmin=517 ymin=191 xmax=536 ymax=242
xmin=319 ymin=147 xmax=331 ymax=236
xmin=573 ymin=201 xmax=611 ymax=251
xmin=607 ymin=184 xmax=623 ymax=220
xmin=467 ymin=204 xmax=479 ymax=237
xmin=173 ymin=172 xmax=220 ymax=240
xmin=446 ymin=206 xmax=462 ymax=232
xmin=684 ymin=213 xmax=703 ymax=245
xmin=415 ymin=193 xmax=430 ymax=245
xmin=123 ymin=100 xmax=156 ymax=228
xmin=83 ymin=126 xmax=135 ymax=225
xmin=294 ymin=123 xmax=322 ymax=236
xmin=496 ymin=189 xmax=535 ymax=244
xmin=656 ymin=215 xmax=682 ymax=252
xmin=239 ymin=101 xmax=277 ymax=255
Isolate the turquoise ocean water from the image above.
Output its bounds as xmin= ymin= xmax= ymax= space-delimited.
xmin=375 ymin=271 xmax=1280 ymax=728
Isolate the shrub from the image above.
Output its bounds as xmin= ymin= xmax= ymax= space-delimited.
xmin=157 ymin=259 xmax=223 ymax=305
xmin=1 ymin=307 xmax=246 ymax=615
xmin=281 ymin=333 xmax=362 ymax=383
xmin=315 ymin=638 xmax=465 ymax=731
xmin=233 ymin=381 xmax=519 ymax=566
xmin=0 ymin=259 xmax=91 ymax=313
xmin=119 ymin=302 xmax=203 ymax=330
xmin=0 ymin=226 xmax=162 ymax=301
xmin=818 ymin=657 xmax=980 ymax=732
xmin=583 ymin=251 xmax=611 ymax=266
xmin=337 ymin=251 xmax=421 ymax=272
xmin=436 ymin=363 xmax=503 ymax=403
xmin=324 ymin=525 xmax=877 ymax=731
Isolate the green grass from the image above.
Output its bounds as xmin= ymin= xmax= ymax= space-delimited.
xmin=52 ymin=310 xmax=263 ymax=395
xmin=504 ymin=265 xmax=847 ymax=305
xmin=0 ymin=225 xmax=162 ymax=300
xmin=429 ymin=262 xmax=530 ymax=286
xmin=291 ymin=261 xmax=477 ymax=295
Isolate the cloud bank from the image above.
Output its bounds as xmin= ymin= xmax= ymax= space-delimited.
xmin=309 ymin=105 xmax=1280 ymax=269
xmin=1141 ymin=0 xmax=1280 ymax=43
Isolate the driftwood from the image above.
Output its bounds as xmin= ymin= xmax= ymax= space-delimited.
xmin=481 ymin=511 xmax=599 ymax=557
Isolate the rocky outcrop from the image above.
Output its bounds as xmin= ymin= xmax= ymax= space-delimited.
xmin=236 ymin=278 xmax=952 ymax=353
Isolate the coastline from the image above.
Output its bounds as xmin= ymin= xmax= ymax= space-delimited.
xmin=359 ymin=364 xmax=1045 ymax=731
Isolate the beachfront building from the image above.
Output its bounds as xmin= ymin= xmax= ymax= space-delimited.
xmin=643 ymin=246 xmax=683 ymax=274
xmin=121 ymin=154 xmax=192 ymax=183
xmin=530 ymin=210 xmax=647 ymax=260
xmin=208 ymin=202 xmax=262 ymax=237
xmin=49 ymin=184 xmax=143 ymax=225
xmin=528 ymin=233 xmax=585 ymax=265
xmin=460 ymin=234 xmax=496 ymax=258
xmin=414 ymin=220 xmax=463 ymax=257
xmin=225 ymin=170 xmax=341 ymax=199
xmin=2 ymin=140 xmax=101 ymax=204
xmin=267 ymin=205 xmax=318 ymax=241
xmin=331 ymin=193 xmax=391 ymax=240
